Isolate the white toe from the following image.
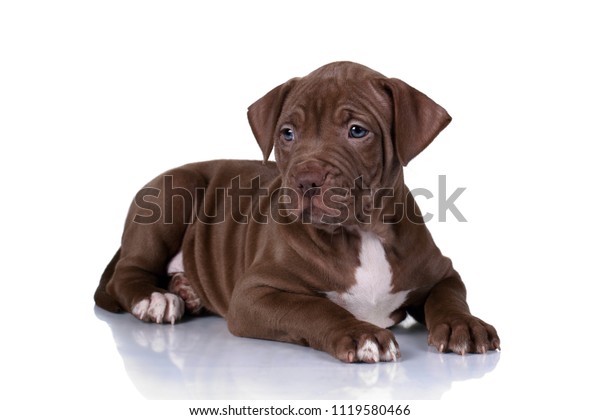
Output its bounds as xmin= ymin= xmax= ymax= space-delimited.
xmin=132 ymin=292 xmax=184 ymax=324
xmin=357 ymin=339 xmax=380 ymax=362
xmin=132 ymin=298 xmax=150 ymax=321
xmin=382 ymin=341 xmax=401 ymax=362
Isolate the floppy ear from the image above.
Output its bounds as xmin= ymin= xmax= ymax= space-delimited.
xmin=247 ymin=78 xmax=298 ymax=163
xmin=383 ymin=78 xmax=452 ymax=166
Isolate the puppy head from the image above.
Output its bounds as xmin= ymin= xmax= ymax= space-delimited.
xmin=247 ymin=61 xmax=451 ymax=228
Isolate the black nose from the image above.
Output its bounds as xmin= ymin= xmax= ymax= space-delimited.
xmin=294 ymin=170 xmax=328 ymax=198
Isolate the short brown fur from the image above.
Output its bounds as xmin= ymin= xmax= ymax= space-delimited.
xmin=95 ymin=62 xmax=499 ymax=362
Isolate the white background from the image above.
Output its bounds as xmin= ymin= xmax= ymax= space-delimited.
xmin=1 ymin=0 xmax=598 ymax=418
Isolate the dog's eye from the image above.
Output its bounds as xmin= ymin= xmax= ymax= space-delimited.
xmin=349 ymin=125 xmax=369 ymax=139
xmin=281 ymin=128 xmax=295 ymax=142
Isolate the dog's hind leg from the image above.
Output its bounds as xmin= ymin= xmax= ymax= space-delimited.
xmin=164 ymin=249 xmax=203 ymax=315
xmin=94 ymin=248 xmax=123 ymax=313
xmin=168 ymin=273 xmax=203 ymax=315
xmin=100 ymin=167 xmax=201 ymax=324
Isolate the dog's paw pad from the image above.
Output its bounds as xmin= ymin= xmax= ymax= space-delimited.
xmin=132 ymin=292 xmax=184 ymax=324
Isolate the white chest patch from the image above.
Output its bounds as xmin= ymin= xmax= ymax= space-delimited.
xmin=326 ymin=231 xmax=411 ymax=328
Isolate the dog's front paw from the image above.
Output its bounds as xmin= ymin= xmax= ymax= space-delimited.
xmin=330 ymin=327 xmax=401 ymax=363
xmin=132 ymin=292 xmax=184 ymax=324
xmin=428 ymin=315 xmax=500 ymax=355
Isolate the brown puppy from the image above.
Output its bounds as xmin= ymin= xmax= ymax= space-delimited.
xmin=95 ymin=62 xmax=500 ymax=363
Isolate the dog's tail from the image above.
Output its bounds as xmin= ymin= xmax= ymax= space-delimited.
xmin=94 ymin=248 xmax=123 ymax=313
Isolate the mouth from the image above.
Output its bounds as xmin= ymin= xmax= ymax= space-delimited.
xmin=284 ymin=187 xmax=354 ymax=226
xmin=280 ymin=169 xmax=376 ymax=227
xmin=302 ymin=199 xmax=345 ymax=225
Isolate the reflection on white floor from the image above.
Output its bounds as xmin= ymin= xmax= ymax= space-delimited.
xmin=95 ymin=307 xmax=500 ymax=400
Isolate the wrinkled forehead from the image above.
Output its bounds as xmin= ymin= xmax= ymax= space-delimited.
xmin=281 ymin=74 xmax=391 ymax=126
